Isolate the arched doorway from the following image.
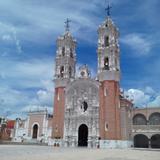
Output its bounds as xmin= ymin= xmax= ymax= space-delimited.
xmin=151 ymin=134 xmax=160 ymax=148
xmin=32 ymin=124 xmax=38 ymax=139
xmin=78 ymin=124 xmax=88 ymax=147
xmin=134 ymin=134 xmax=149 ymax=148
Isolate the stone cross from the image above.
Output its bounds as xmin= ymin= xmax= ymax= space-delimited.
xmin=105 ymin=2 xmax=112 ymax=16
xmin=65 ymin=18 xmax=71 ymax=32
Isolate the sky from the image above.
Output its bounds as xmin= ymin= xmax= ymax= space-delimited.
xmin=0 ymin=0 xmax=160 ymax=119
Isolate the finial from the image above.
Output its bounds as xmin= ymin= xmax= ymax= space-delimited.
xmin=64 ymin=18 xmax=71 ymax=32
xmin=105 ymin=1 xmax=112 ymax=17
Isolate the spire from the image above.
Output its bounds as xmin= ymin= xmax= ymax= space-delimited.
xmin=105 ymin=1 xmax=112 ymax=17
xmin=64 ymin=18 xmax=71 ymax=32
xmin=97 ymin=1 xmax=120 ymax=81
xmin=54 ymin=18 xmax=76 ymax=83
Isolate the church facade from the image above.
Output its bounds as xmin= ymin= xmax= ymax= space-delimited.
xmin=11 ymin=15 xmax=160 ymax=149
xmin=51 ymin=15 xmax=133 ymax=148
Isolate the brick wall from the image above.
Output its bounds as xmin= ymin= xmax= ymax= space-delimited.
xmin=99 ymin=80 xmax=121 ymax=140
xmin=52 ymin=87 xmax=65 ymax=138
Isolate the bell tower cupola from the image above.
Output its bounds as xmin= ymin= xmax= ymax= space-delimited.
xmin=97 ymin=7 xmax=120 ymax=82
xmin=54 ymin=18 xmax=76 ymax=87
xmin=98 ymin=5 xmax=122 ymax=140
xmin=52 ymin=19 xmax=76 ymax=139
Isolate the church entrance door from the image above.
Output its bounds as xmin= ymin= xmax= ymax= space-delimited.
xmin=32 ymin=124 xmax=38 ymax=139
xmin=78 ymin=124 xmax=88 ymax=147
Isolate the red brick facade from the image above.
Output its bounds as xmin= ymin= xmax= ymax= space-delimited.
xmin=99 ymin=80 xmax=121 ymax=140
xmin=52 ymin=87 xmax=65 ymax=138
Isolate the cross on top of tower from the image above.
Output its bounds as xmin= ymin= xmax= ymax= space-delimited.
xmin=105 ymin=1 xmax=112 ymax=16
xmin=64 ymin=18 xmax=71 ymax=32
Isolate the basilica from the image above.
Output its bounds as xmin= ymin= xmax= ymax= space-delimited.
xmin=12 ymin=12 xmax=160 ymax=149
xmin=51 ymin=13 xmax=133 ymax=148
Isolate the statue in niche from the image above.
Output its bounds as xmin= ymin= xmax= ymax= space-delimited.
xmin=81 ymin=101 xmax=88 ymax=112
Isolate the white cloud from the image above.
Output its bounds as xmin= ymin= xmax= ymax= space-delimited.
xmin=148 ymin=96 xmax=160 ymax=107
xmin=0 ymin=22 xmax=23 ymax=54
xmin=121 ymin=33 xmax=152 ymax=56
xmin=0 ymin=0 xmax=106 ymax=47
xmin=35 ymin=88 xmax=53 ymax=106
xmin=0 ymin=57 xmax=54 ymax=118
xmin=0 ymin=86 xmax=29 ymax=107
xmin=37 ymin=90 xmax=51 ymax=102
xmin=0 ymin=86 xmax=30 ymax=118
xmin=0 ymin=82 xmax=54 ymax=119
xmin=2 ymin=34 xmax=12 ymax=41
xmin=125 ymin=88 xmax=150 ymax=107
xmin=124 ymin=87 xmax=160 ymax=108
xmin=144 ymin=86 xmax=156 ymax=95
xmin=0 ymin=58 xmax=54 ymax=88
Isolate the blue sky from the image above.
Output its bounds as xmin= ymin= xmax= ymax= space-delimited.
xmin=0 ymin=0 xmax=160 ymax=119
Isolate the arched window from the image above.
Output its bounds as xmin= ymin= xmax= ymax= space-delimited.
xmin=133 ymin=114 xmax=147 ymax=125
xmin=149 ymin=112 xmax=160 ymax=125
xmin=60 ymin=66 xmax=64 ymax=78
xmin=104 ymin=57 xmax=109 ymax=70
xmin=62 ymin=47 xmax=65 ymax=56
xmin=69 ymin=66 xmax=72 ymax=78
xmin=104 ymin=36 xmax=109 ymax=47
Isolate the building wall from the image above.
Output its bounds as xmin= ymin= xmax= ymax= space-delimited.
xmin=120 ymin=107 xmax=132 ymax=140
xmin=12 ymin=110 xmax=53 ymax=143
xmin=99 ymin=80 xmax=121 ymax=140
xmin=52 ymin=87 xmax=65 ymax=139
xmin=131 ymin=107 xmax=160 ymax=148
xmin=132 ymin=108 xmax=160 ymax=120
xmin=120 ymin=98 xmax=133 ymax=141
xmin=28 ymin=113 xmax=44 ymax=137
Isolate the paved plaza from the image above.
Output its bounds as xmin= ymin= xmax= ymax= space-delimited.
xmin=0 ymin=145 xmax=160 ymax=160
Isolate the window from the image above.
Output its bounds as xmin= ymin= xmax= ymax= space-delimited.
xmin=105 ymin=122 xmax=109 ymax=131
xmin=62 ymin=47 xmax=65 ymax=56
xmin=104 ymin=57 xmax=109 ymax=70
xmin=104 ymin=88 xmax=108 ymax=96
xmin=104 ymin=36 xmax=109 ymax=47
xmin=69 ymin=66 xmax=72 ymax=78
xmin=80 ymin=71 xmax=85 ymax=77
xmin=60 ymin=66 xmax=64 ymax=78
xmin=149 ymin=113 xmax=160 ymax=125
xmin=115 ymin=58 xmax=119 ymax=71
xmin=133 ymin=114 xmax=147 ymax=125
xmin=70 ymin=48 xmax=73 ymax=58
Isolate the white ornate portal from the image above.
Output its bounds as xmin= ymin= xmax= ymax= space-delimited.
xmin=64 ymin=75 xmax=100 ymax=147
